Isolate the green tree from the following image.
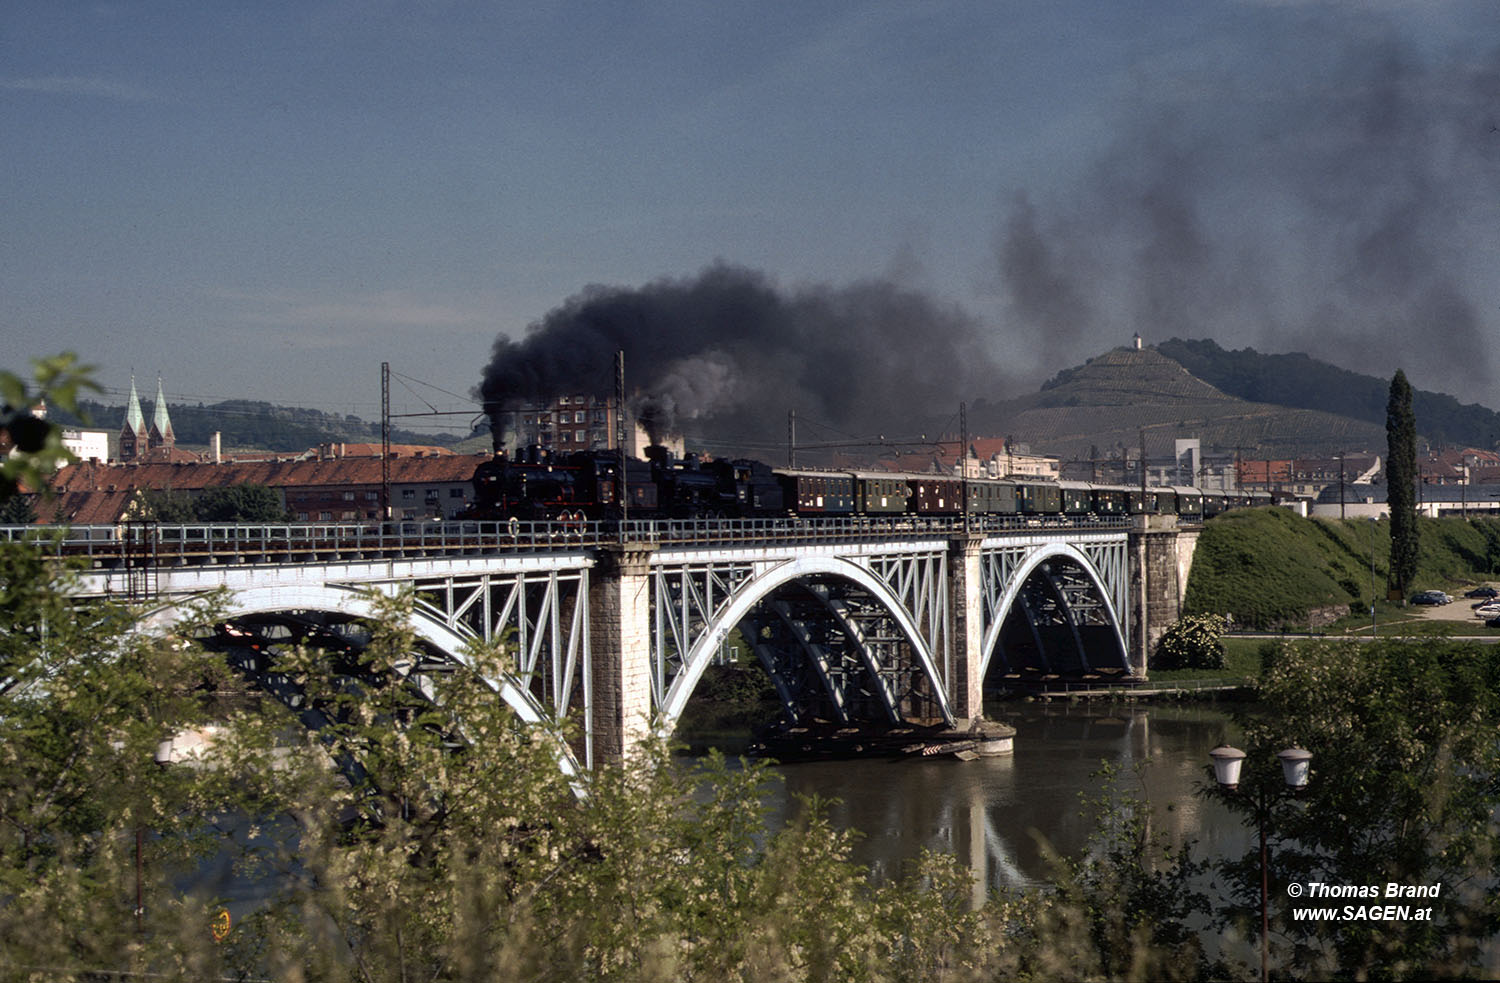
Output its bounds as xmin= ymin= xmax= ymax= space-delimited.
xmin=139 ymin=484 xmax=290 ymax=523
xmin=140 ymin=486 xmax=198 ymax=522
xmin=1387 ymin=369 xmax=1419 ymax=598
xmin=1 ymin=571 xmax=1003 ymax=981
xmin=0 ymin=545 xmax=245 ymax=976
xmin=193 ymin=483 xmax=289 ymax=522
xmin=0 ymin=494 xmax=36 ymax=523
xmin=0 ymin=353 xmax=99 ymax=502
xmin=1217 ymin=639 xmax=1500 ymax=978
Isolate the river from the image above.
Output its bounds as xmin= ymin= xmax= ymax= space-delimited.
xmin=749 ymin=702 xmax=1252 ymax=894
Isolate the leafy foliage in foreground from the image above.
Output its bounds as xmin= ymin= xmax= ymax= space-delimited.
xmin=1221 ymin=638 xmax=1500 ymax=978
xmin=0 ymin=353 xmax=99 ymax=502
xmin=9 ymin=536 xmax=1500 ymax=980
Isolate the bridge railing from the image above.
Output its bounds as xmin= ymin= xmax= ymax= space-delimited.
xmin=0 ymin=513 xmax=1129 ymax=566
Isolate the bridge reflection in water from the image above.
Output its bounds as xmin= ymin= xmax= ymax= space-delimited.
xmin=760 ymin=704 xmax=1249 ymax=902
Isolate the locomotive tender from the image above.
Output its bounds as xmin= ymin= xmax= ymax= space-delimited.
xmin=467 ymin=446 xmax=1270 ymax=523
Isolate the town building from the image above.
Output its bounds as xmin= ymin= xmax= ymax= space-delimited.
xmin=924 ymin=438 xmax=1061 ymax=480
xmin=493 ymin=395 xmax=680 ymax=459
xmin=117 ymin=375 xmax=193 ymax=463
xmin=496 ymin=394 xmax=619 ymax=452
xmin=1238 ymin=454 xmax=1382 ymax=499
xmin=37 ymin=453 xmax=492 ymax=525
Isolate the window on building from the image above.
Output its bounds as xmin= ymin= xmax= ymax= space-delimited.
xmin=401 ymin=489 xmax=416 ymax=500
xmin=342 ymin=511 xmax=357 ymax=520
xmin=342 ymin=491 xmax=355 ymax=501
xmin=365 ymin=491 xmax=379 ymax=501
xmin=319 ymin=511 xmax=333 ymax=521
xmin=574 ymin=411 xmax=584 ymax=423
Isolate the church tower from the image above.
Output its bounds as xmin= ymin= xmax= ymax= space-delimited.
xmin=119 ymin=375 xmax=148 ymax=463
xmin=147 ymin=375 xmax=175 ymax=452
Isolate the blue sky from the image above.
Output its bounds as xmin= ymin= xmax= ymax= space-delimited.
xmin=3 ymin=1 xmax=1496 ymax=435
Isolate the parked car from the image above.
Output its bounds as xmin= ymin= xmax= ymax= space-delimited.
xmin=1412 ymin=590 xmax=1452 ymax=605
xmin=1475 ymin=601 xmax=1500 ymax=618
xmin=1466 ymin=586 xmax=1499 ymax=599
xmin=1487 ymin=616 xmax=1500 ymax=629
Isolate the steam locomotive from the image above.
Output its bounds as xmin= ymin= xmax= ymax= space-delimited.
xmin=467 ymin=446 xmax=1271 ymax=523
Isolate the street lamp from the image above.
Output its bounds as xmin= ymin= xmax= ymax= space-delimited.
xmin=1369 ymin=517 xmax=1378 ymax=637
xmin=1210 ymin=745 xmax=1313 ymax=983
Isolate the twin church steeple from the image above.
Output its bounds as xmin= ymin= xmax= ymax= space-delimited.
xmin=119 ymin=374 xmax=175 ymax=463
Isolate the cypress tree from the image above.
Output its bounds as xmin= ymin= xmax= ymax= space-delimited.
xmin=1386 ymin=370 xmax=1419 ymax=598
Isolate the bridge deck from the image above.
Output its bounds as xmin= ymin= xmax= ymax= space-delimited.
xmin=3 ymin=516 xmax=1133 ymax=568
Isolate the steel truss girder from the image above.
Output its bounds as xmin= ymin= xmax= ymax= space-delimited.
xmin=205 ymin=610 xmax=469 ymax=788
xmin=361 ymin=568 xmax=595 ymax=768
xmin=977 ymin=535 xmax=1131 ymax=679
xmin=652 ymin=549 xmax=954 ymax=728
xmin=736 ymin=609 xmax=824 ymax=725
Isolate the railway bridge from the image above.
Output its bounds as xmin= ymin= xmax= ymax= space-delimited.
xmin=19 ymin=515 xmax=1197 ymax=769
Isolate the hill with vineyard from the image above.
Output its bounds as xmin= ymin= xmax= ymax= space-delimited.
xmin=963 ymin=342 xmax=1471 ymax=461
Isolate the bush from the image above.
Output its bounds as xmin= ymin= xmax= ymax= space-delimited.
xmin=1153 ymin=613 xmax=1228 ymax=670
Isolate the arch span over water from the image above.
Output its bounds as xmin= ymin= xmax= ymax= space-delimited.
xmin=657 ymin=555 xmax=955 ymax=731
xmin=980 ymin=543 xmax=1130 ymax=681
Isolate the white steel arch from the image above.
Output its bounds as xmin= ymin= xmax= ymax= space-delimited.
xmin=657 ymin=555 xmax=954 ymax=730
xmin=979 ymin=543 xmax=1130 ymax=681
xmin=142 ymin=583 xmax=582 ymax=777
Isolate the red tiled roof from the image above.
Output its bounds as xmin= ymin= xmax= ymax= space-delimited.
xmin=32 ymin=489 xmax=142 ymax=525
xmin=48 ymin=454 xmax=490 ymax=495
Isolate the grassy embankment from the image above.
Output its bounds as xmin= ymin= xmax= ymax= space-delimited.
xmin=1154 ymin=507 xmax=1500 ymax=685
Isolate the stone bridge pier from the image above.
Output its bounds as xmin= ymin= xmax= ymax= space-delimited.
xmin=1127 ymin=515 xmax=1200 ymax=669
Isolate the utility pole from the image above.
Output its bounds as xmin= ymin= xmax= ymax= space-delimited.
xmin=1338 ymin=452 xmax=1346 ymax=520
xmin=960 ymin=401 xmax=970 ymax=535
xmin=381 ymin=361 xmax=391 ymax=520
xmin=616 ymin=350 xmax=627 ymax=541
xmin=1139 ymin=429 xmax=1148 ymax=501
xmin=787 ymin=410 xmax=796 ymax=468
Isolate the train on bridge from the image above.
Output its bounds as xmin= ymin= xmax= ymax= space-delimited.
xmin=467 ymin=445 xmax=1272 ymax=524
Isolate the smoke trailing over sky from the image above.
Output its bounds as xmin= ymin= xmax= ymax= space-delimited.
xmin=478 ymin=9 xmax=1500 ymax=452
xmin=478 ymin=264 xmax=1004 ymax=448
xmin=991 ymin=14 xmax=1500 ymax=399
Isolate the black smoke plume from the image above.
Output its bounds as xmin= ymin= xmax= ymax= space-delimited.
xmin=990 ymin=14 xmax=1500 ymax=401
xmin=478 ymin=264 xmax=1003 ymax=450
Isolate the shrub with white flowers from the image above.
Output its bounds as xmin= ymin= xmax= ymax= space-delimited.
xmin=1153 ymin=613 xmax=1229 ymax=670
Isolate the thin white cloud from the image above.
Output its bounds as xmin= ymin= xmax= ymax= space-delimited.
xmin=2 ymin=75 xmax=158 ymax=102
xmin=213 ymin=288 xmax=488 ymax=332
